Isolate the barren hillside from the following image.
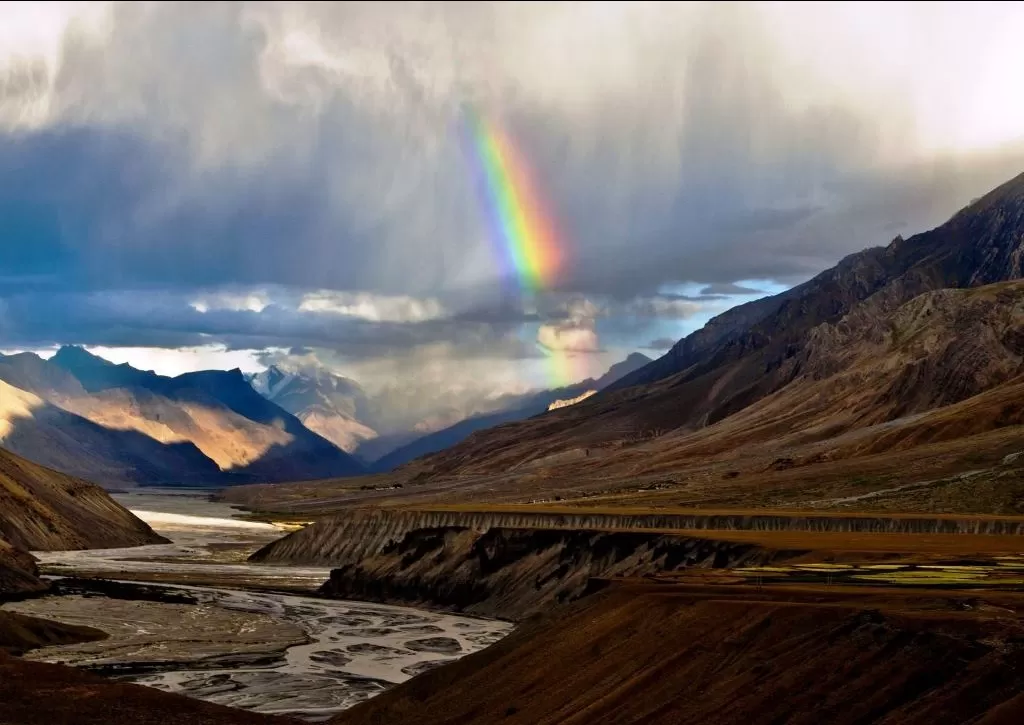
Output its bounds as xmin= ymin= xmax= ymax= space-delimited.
xmin=394 ymin=172 xmax=1024 ymax=482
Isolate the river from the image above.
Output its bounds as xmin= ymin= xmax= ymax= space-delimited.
xmin=3 ymin=489 xmax=512 ymax=721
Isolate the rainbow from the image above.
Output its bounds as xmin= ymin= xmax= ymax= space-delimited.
xmin=459 ymin=107 xmax=581 ymax=387
xmin=461 ymin=107 xmax=563 ymax=296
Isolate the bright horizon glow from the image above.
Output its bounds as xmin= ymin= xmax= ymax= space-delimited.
xmin=83 ymin=345 xmax=267 ymax=378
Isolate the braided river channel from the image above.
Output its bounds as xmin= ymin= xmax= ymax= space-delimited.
xmin=2 ymin=489 xmax=512 ymax=721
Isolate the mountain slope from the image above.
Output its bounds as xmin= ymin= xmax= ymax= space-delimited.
xmin=0 ymin=349 xmax=365 ymax=485
xmin=403 ymin=171 xmax=1024 ymax=479
xmin=330 ymin=582 xmax=1024 ymax=725
xmin=248 ymin=366 xmax=378 ymax=453
xmin=370 ymin=352 xmax=651 ymax=472
xmin=0 ymin=445 xmax=167 ymax=552
xmin=159 ymin=368 xmax=366 ymax=481
xmin=612 ymin=171 xmax=1024 ymax=395
xmin=0 ymin=378 xmax=226 ymax=486
xmin=620 ymin=281 xmax=1024 ymax=474
xmin=0 ymin=445 xmax=167 ymax=595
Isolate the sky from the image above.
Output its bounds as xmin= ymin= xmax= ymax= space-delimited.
xmin=2 ymin=1 xmax=1024 ymax=420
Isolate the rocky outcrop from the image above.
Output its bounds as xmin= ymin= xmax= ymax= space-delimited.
xmin=0 ymin=540 xmax=45 ymax=597
xmin=797 ymin=282 xmax=1024 ymax=421
xmin=316 ymin=526 xmax=782 ymax=619
xmin=251 ymin=510 xmax=798 ymax=619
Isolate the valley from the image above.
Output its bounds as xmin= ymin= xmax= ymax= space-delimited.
xmin=1 ymin=491 xmax=511 ymax=721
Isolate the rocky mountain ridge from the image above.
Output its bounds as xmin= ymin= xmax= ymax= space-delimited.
xmin=247 ymin=366 xmax=379 ymax=454
xmin=0 ymin=348 xmax=364 ymax=487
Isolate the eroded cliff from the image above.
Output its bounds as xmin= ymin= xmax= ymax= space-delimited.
xmin=321 ymin=527 xmax=782 ymax=619
xmin=0 ymin=446 xmax=168 ymax=598
xmin=253 ymin=508 xmax=1024 ymax=569
xmin=251 ymin=507 xmax=1024 ymax=618
xmin=251 ymin=509 xmax=799 ymax=618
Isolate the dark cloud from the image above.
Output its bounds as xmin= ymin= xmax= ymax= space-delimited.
xmin=0 ymin=1 xmax=1023 ymax=394
xmin=450 ymin=304 xmax=543 ymax=325
xmin=0 ymin=289 xmax=540 ymax=361
xmin=698 ymin=282 xmax=766 ymax=296
xmin=1 ymin=3 xmax=1021 ymax=307
xmin=644 ymin=338 xmax=677 ymax=351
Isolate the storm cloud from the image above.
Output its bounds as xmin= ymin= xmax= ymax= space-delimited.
xmin=1 ymin=1 xmax=1024 ymax=397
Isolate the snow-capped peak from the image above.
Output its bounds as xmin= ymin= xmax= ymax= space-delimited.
xmin=249 ymin=365 xmax=295 ymax=399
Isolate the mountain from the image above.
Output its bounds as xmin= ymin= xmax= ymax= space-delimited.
xmin=0 ymin=377 xmax=226 ymax=486
xmin=387 ymin=171 xmax=1024 ymax=481
xmin=0 ymin=445 xmax=166 ymax=595
xmin=224 ymin=170 xmax=1024 ymax=517
xmin=611 ymin=171 xmax=1024 ymax=398
xmin=247 ymin=366 xmax=378 ymax=453
xmin=370 ymin=352 xmax=651 ymax=472
xmin=594 ymin=352 xmax=654 ymax=389
xmin=0 ymin=348 xmax=365 ymax=487
xmin=50 ymin=345 xmax=160 ymax=393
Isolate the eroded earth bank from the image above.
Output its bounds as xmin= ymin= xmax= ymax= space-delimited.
xmin=244 ymin=506 xmax=1024 ymax=725
xmin=250 ymin=507 xmax=1024 ymax=619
